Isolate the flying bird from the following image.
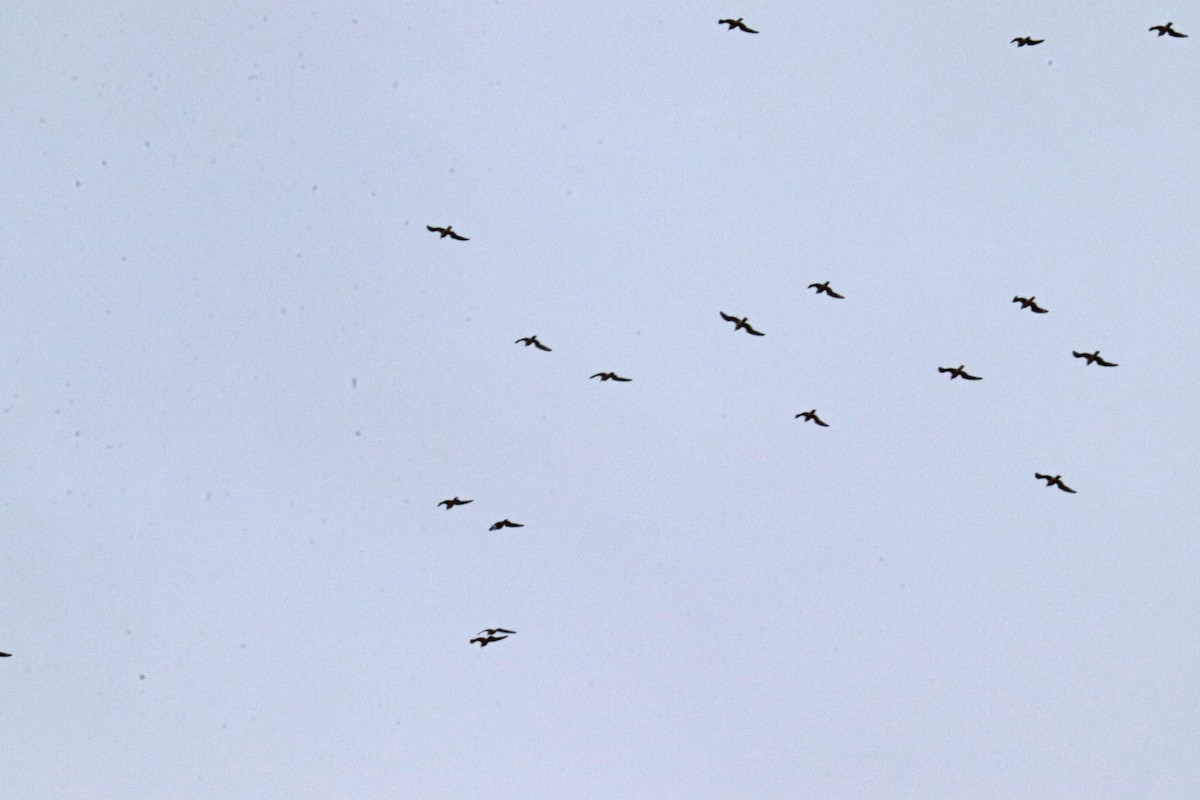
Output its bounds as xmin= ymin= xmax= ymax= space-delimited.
xmin=1149 ymin=22 xmax=1187 ymax=37
xmin=1013 ymin=295 xmax=1048 ymax=313
xmin=426 ymin=225 xmax=469 ymax=240
xmin=719 ymin=312 xmax=765 ymax=336
xmin=470 ymin=635 xmax=509 ymax=647
xmin=718 ymin=18 xmax=758 ymax=33
xmin=795 ymin=409 xmax=829 ymax=427
xmin=807 ymin=281 xmax=845 ymax=299
xmin=477 ymin=628 xmax=516 ymax=636
xmin=1011 ymin=36 xmax=1044 ymax=46
xmin=438 ymin=497 xmax=473 ymax=509
xmin=590 ymin=372 xmax=632 ymax=381
xmin=938 ymin=365 xmax=982 ymax=380
xmin=489 ymin=519 xmax=524 ymax=530
xmin=515 ymin=335 xmax=551 ymax=351
xmin=1072 ymin=350 xmax=1118 ymax=367
xmin=1035 ymin=473 xmax=1076 ymax=493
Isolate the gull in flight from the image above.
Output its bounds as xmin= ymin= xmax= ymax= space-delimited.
xmin=515 ymin=335 xmax=551 ymax=352
xmin=438 ymin=497 xmax=473 ymax=510
xmin=489 ymin=519 xmax=524 ymax=530
xmin=719 ymin=312 xmax=765 ymax=336
xmin=794 ymin=409 xmax=829 ymax=427
xmin=1011 ymin=36 xmax=1044 ymax=46
xmin=1072 ymin=350 xmax=1118 ymax=367
xmin=807 ymin=281 xmax=845 ymax=299
xmin=718 ymin=18 xmax=758 ymax=33
xmin=1013 ymin=295 xmax=1048 ymax=313
xmin=938 ymin=365 xmax=982 ymax=380
xmin=591 ymin=372 xmax=632 ymax=382
xmin=426 ymin=225 xmax=469 ymax=240
xmin=1149 ymin=22 xmax=1187 ymax=37
xmin=1035 ymin=473 xmax=1076 ymax=493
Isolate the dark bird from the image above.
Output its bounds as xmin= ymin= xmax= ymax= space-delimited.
xmin=477 ymin=628 xmax=516 ymax=636
xmin=794 ymin=409 xmax=829 ymax=427
xmin=470 ymin=635 xmax=509 ymax=647
xmin=807 ymin=281 xmax=845 ymax=299
xmin=0 ymin=652 xmax=10 ymax=657
xmin=489 ymin=519 xmax=524 ymax=530
xmin=718 ymin=18 xmax=758 ymax=33
xmin=719 ymin=312 xmax=765 ymax=336
xmin=1072 ymin=350 xmax=1118 ymax=367
xmin=1011 ymin=36 xmax=1044 ymax=46
xmin=438 ymin=497 xmax=473 ymax=510
xmin=515 ymin=335 xmax=551 ymax=351
xmin=1013 ymin=295 xmax=1048 ymax=313
xmin=938 ymin=365 xmax=982 ymax=380
xmin=426 ymin=225 xmax=469 ymax=240
xmin=1035 ymin=473 xmax=1076 ymax=493
xmin=1149 ymin=22 xmax=1187 ymax=37
xmin=590 ymin=372 xmax=632 ymax=381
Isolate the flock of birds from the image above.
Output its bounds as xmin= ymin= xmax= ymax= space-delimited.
xmin=420 ymin=15 xmax=1187 ymax=649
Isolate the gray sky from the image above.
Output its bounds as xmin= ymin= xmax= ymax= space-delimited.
xmin=3 ymin=2 xmax=1199 ymax=797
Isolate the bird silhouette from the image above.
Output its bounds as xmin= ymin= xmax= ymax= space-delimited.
xmin=0 ymin=652 xmax=10 ymax=657
xmin=807 ymin=281 xmax=845 ymax=299
xmin=938 ymin=365 xmax=982 ymax=380
xmin=718 ymin=18 xmax=758 ymax=33
xmin=1035 ymin=473 xmax=1076 ymax=493
xmin=515 ymin=335 xmax=551 ymax=351
xmin=426 ymin=225 xmax=469 ymax=240
xmin=719 ymin=312 xmax=765 ymax=336
xmin=438 ymin=497 xmax=473 ymax=509
xmin=489 ymin=519 xmax=524 ymax=530
xmin=1011 ymin=36 xmax=1044 ymax=46
xmin=590 ymin=372 xmax=632 ymax=381
xmin=1072 ymin=350 xmax=1118 ymax=367
xmin=470 ymin=635 xmax=509 ymax=647
xmin=1149 ymin=22 xmax=1187 ymax=37
xmin=477 ymin=628 xmax=516 ymax=636
xmin=1013 ymin=296 xmax=1048 ymax=313
xmin=795 ymin=409 xmax=829 ymax=427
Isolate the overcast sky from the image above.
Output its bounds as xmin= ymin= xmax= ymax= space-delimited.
xmin=3 ymin=2 xmax=1199 ymax=798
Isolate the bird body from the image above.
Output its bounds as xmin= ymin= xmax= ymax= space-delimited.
xmin=718 ymin=18 xmax=758 ymax=33
xmin=1150 ymin=22 xmax=1187 ymax=37
xmin=1072 ymin=350 xmax=1118 ymax=367
xmin=1035 ymin=473 xmax=1076 ymax=493
xmin=938 ymin=365 xmax=982 ymax=380
xmin=719 ymin=311 xmax=765 ymax=336
xmin=515 ymin=335 xmax=551 ymax=351
xmin=795 ymin=409 xmax=829 ymax=427
xmin=470 ymin=635 xmax=509 ymax=647
xmin=1011 ymin=36 xmax=1044 ymax=46
xmin=807 ymin=281 xmax=845 ymax=299
xmin=1013 ymin=295 xmax=1048 ymax=313
xmin=426 ymin=225 xmax=469 ymax=240
xmin=590 ymin=372 xmax=632 ymax=381
xmin=489 ymin=519 xmax=524 ymax=530
xmin=438 ymin=497 xmax=473 ymax=509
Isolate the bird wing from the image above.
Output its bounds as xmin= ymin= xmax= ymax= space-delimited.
xmin=1169 ymin=29 xmax=1188 ymax=37
xmin=495 ymin=628 xmax=516 ymax=634
xmin=1031 ymin=304 xmax=1048 ymax=313
xmin=534 ymin=340 xmax=551 ymax=351
xmin=1011 ymin=38 xmax=1022 ymax=43
xmin=1059 ymin=484 xmax=1077 ymax=493
xmin=0 ymin=652 xmax=9 ymax=657
xmin=1035 ymin=473 xmax=1051 ymax=482
xmin=515 ymin=337 xmax=529 ymax=344
xmin=590 ymin=373 xmax=604 ymax=379
xmin=448 ymin=231 xmax=469 ymax=240
xmin=719 ymin=311 xmax=738 ymax=323
xmin=814 ymin=418 xmax=829 ymax=427
xmin=489 ymin=522 xmax=502 ymax=530
xmin=613 ymin=375 xmax=632 ymax=381
xmin=1096 ymin=358 xmax=1118 ymax=367
xmin=827 ymin=289 xmax=845 ymax=298
xmin=745 ymin=324 xmax=764 ymax=336
xmin=740 ymin=23 xmax=759 ymax=33
xmin=459 ymin=499 xmax=473 ymax=505
xmin=1071 ymin=351 xmax=1085 ymax=359
xmin=807 ymin=283 xmax=821 ymax=290
xmin=506 ymin=521 xmax=524 ymax=527
xmin=438 ymin=500 xmax=450 ymax=507
xmin=962 ymin=373 xmax=982 ymax=380
xmin=718 ymin=19 xmax=734 ymax=26
xmin=937 ymin=367 xmax=952 ymax=373
xmin=426 ymin=225 xmax=440 ymax=232
xmin=1029 ymin=38 xmax=1044 ymax=44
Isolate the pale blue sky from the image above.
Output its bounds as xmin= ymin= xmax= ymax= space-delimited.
xmin=3 ymin=2 xmax=1199 ymax=798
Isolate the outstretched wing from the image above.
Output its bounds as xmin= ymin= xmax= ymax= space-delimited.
xmin=533 ymin=340 xmax=551 ymax=351
xmin=1028 ymin=38 xmax=1044 ymax=44
xmin=937 ymin=367 xmax=952 ymax=373
xmin=814 ymin=417 xmax=830 ymax=427
xmin=1071 ymin=351 xmax=1086 ymax=359
xmin=506 ymin=521 xmax=524 ymax=528
xmin=426 ymin=225 xmax=441 ymax=232
xmin=807 ymin=283 xmax=821 ymax=290
xmin=590 ymin=373 xmax=605 ymax=379
xmin=1057 ymin=483 xmax=1077 ymax=493
xmin=613 ymin=375 xmax=632 ymax=382
xmin=739 ymin=23 xmax=759 ymax=33
xmin=495 ymin=628 xmax=516 ymax=634
xmin=448 ymin=231 xmax=469 ymax=240
xmin=1035 ymin=473 xmax=1051 ymax=482
xmin=1096 ymin=357 xmax=1118 ymax=367
xmin=438 ymin=500 xmax=450 ymax=508
xmin=962 ymin=372 xmax=982 ymax=380
xmin=1031 ymin=303 xmax=1048 ymax=313
xmin=827 ymin=289 xmax=845 ymax=299
xmin=515 ymin=337 xmax=529 ymax=344
xmin=744 ymin=324 xmax=765 ymax=336
xmin=719 ymin=311 xmax=738 ymax=323
xmin=1168 ymin=29 xmax=1188 ymax=37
